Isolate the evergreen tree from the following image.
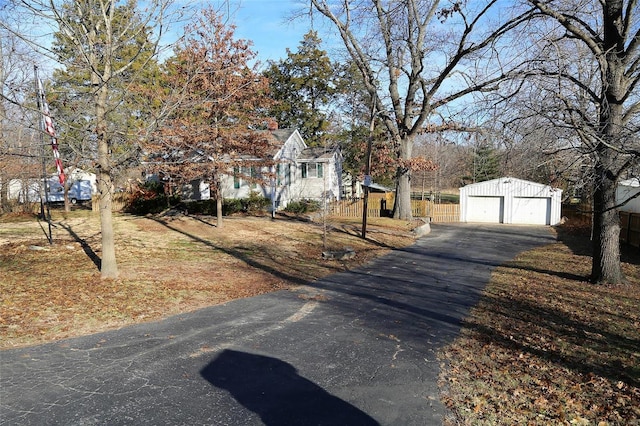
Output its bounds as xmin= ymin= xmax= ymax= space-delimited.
xmin=471 ymin=143 xmax=501 ymax=183
xmin=263 ymin=31 xmax=336 ymax=146
xmin=45 ymin=0 xmax=172 ymax=279
xmin=50 ymin=0 xmax=161 ymax=178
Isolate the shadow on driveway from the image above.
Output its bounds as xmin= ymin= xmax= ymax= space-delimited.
xmin=201 ymin=349 xmax=379 ymax=426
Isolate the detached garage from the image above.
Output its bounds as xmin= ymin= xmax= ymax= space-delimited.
xmin=460 ymin=177 xmax=562 ymax=225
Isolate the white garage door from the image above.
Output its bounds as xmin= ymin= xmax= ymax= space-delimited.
xmin=467 ymin=196 xmax=504 ymax=223
xmin=512 ymin=197 xmax=550 ymax=225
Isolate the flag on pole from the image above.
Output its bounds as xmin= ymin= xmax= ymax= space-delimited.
xmin=37 ymin=78 xmax=65 ymax=185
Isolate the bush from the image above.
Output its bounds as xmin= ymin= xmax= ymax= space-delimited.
xmin=244 ymin=191 xmax=271 ymax=214
xmin=178 ymin=198 xmax=261 ymax=216
xmin=223 ymin=198 xmax=244 ymax=215
xmin=125 ymin=182 xmax=271 ymax=217
xmin=284 ymin=199 xmax=321 ymax=214
xmin=178 ymin=199 xmax=213 ymax=215
xmin=125 ymin=181 xmax=180 ymax=215
xmin=127 ymin=195 xmax=179 ymax=215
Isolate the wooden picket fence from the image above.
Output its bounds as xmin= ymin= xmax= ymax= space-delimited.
xmin=91 ymin=193 xmax=129 ymax=213
xmin=329 ymin=199 xmax=384 ymax=218
xmin=620 ymin=211 xmax=640 ymax=249
xmin=424 ymin=202 xmax=460 ymax=223
xmin=328 ymin=198 xmax=460 ymax=223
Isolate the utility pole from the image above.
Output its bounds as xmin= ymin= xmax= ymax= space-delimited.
xmin=34 ymin=65 xmax=52 ymax=244
xmin=361 ymin=104 xmax=376 ymax=239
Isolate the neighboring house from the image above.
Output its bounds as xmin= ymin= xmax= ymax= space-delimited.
xmin=616 ymin=178 xmax=640 ymax=213
xmin=460 ymin=177 xmax=563 ymax=225
xmin=182 ymin=128 xmax=343 ymax=210
xmin=6 ymin=178 xmax=41 ymax=203
xmin=341 ymin=174 xmax=364 ymax=199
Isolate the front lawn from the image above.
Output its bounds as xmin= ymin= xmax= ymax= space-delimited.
xmin=440 ymin=226 xmax=640 ymax=425
xmin=0 ymin=211 xmax=417 ymax=349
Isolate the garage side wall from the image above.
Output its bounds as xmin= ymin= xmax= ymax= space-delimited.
xmin=616 ymin=184 xmax=640 ymax=213
xmin=460 ymin=177 xmax=562 ymax=225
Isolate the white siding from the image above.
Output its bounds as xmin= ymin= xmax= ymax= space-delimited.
xmin=512 ymin=197 xmax=550 ymax=225
xmin=182 ymin=179 xmax=211 ymax=200
xmin=460 ymin=177 xmax=562 ymax=225
xmin=221 ymin=139 xmax=342 ymax=209
xmin=288 ymin=153 xmax=342 ymax=204
xmin=273 ymin=131 xmax=306 ymax=163
xmin=617 ymin=179 xmax=640 ymax=213
xmin=466 ymin=196 xmax=504 ymax=223
xmin=220 ymin=167 xmax=272 ymax=200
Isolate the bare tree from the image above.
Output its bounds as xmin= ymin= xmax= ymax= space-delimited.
xmin=3 ymin=0 xmax=184 ymax=279
xmin=517 ymin=0 xmax=640 ymax=285
xmin=309 ymin=0 xmax=534 ymax=219
xmin=0 ymin=27 xmax=43 ymax=213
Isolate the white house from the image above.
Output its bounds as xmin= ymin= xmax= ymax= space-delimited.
xmin=460 ymin=177 xmax=563 ymax=225
xmin=6 ymin=168 xmax=96 ymax=203
xmin=6 ymin=178 xmax=41 ymax=203
xmin=616 ymin=178 xmax=640 ymax=213
xmin=182 ymin=128 xmax=343 ymax=210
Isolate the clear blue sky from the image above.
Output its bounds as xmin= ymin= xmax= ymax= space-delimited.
xmin=226 ymin=0 xmax=314 ymax=65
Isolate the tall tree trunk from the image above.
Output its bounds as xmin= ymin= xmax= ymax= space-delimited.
xmin=0 ymin=41 xmax=7 ymax=212
xmin=215 ymin=178 xmax=223 ymax=228
xmin=590 ymin=0 xmax=627 ymax=285
xmin=64 ymin=184 xmax=70 ymax=212
xmin=394 ymin=171 xmax=413 ymax=220
xmin=96 ymin=81 xmax=118 ymax=279
xmin=591 ymin=77 xmax=625 ymax=284
xmin=0 ymin=177 xmax=6 ymax=211
xmin=216 ymin=197 xmax=223 ymax=228
xmin=393 ymin=134 xmax=413 ymax=220
xmin=591 ymin=162 xmax=624 ymax=284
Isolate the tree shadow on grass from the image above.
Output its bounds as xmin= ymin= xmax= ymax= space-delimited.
xmin=58 ymin=222 xmax=101 ymax=270
xmin=201 ymin=349 xmax=379 ymax=426
xmin=555 ymin=224 xmax=640 ymax=266
xmin=467 ymin=292 xmax=640 ymax=388
xmin=501 ymin=262 xmax=589 ymax=282
xmin=149 ymin=217 xmax=339 ymax=286
xmin=396 ymin=246 xmax=590 ymax=282
xmin=554 ymin=225 xmax=593 ymax=257
xmin=269 ymin=215 xmax=399 ymax=250
xmin=188 ymin=215 xmax=217 ymax=228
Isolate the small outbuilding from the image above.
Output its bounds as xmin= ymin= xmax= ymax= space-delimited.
xmin=460 ymin=177 xmax=562 ymax=225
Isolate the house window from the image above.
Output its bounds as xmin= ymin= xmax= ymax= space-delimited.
xmin=275 ymin=164 xmax=292 ymax=186
xmin=250 ymin=166 xmax=258 ymax=189
xmin=301 ymin=162 xmax=323 ymax=178
xmin=234 ymin=166 xmax=259 ymax=189
xmin=240 ymin=166 xmax=257 ymax=189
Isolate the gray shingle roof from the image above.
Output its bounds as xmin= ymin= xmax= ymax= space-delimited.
xmin=268 ymin=128 xmax=297 ymax=143
xmin=298 ymin=146 xmax=337 ymax=161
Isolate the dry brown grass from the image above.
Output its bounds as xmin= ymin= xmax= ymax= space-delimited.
xmin=440 ymin=224 xmax=640 ymax=425
xmin=0 ymin=210 xmax=418 ymax=349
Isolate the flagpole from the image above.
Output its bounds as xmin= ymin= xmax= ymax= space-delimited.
xmin=34 ymin=65 xmax=52 ymax=244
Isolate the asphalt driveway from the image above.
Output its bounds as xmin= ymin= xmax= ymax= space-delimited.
xmin=0 ymin=224 xmax=555 ymax=425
